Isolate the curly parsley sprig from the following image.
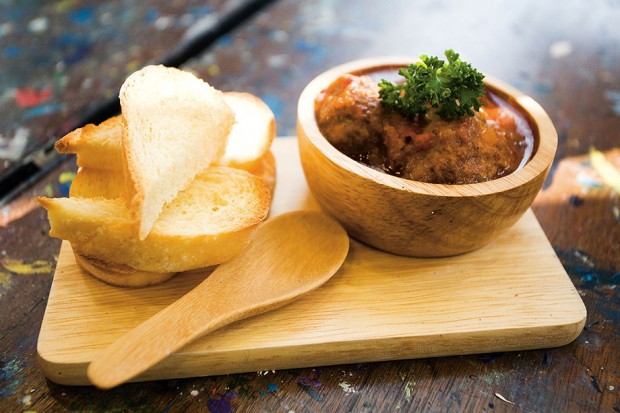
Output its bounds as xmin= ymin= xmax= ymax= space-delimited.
xmin=378 ymin=49 xmax=485 ymax=120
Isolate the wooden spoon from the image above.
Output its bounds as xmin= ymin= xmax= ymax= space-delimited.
xmin=87 ymin=210 xmax=349 ymax=389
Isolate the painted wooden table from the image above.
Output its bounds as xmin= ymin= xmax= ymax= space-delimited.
xmin=1 ymin=1 xmax=618 ymax=412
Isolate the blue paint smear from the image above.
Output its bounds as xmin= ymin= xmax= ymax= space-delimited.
xmin=69 ymin=6 xmax=94 ymax=24
xmin=55 ymin=33 xmax=79 ymax=47
xmin=0 ymin=358 xmax=24 ymax=397
xmin=57 ymin=182 xmax=71 ymax=197
xmin=554 ymin=247 xmax=620 ymax=289
xmin=267 ymin=383 xmax=278 ymax=393
xmin=216 ymin=34 xmax=233 ymax=47
xmin=4 ymin=8 xmax=26 ymax=20
xmin=293 ymin=39 xmax=315 ymax=53
xmin=4 ymin=45 xmax=21 ymax=58
xmin=299 ymin=383 xmax=324 ymax=401
xmin=145 ymin=7 xmax=159 ymax=23
xmin=293 ymin=39 xmax=328 ymax=65
xmin=532 ymin=83 xmax=552 ymax=95
xmin=187 ymin=6 xmax=215 ymax=15
xmin=298 ymin=376 xmax=323 ymax=401
xmin=54 ymin=34 xmax=93 ymax=65
xmin=604 ymin=90 xmax=620 ymax=116
xmin=580 ymin=273 xmax=600 ymax=288
xmin=65 ymin=43 xmax=93 ymax=65
xmin=23 ymin=103 xmax=66 ymax=119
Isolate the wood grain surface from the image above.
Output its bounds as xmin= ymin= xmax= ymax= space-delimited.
xmin=37 ymin=138 xmax=585 ymax=386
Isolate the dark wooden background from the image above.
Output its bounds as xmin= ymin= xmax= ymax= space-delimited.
xmin=0 ymin=0 xmax=618 ymax=411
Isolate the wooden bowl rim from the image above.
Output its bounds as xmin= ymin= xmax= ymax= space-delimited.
xmin=297 ymin=57 xmax=557 ymax=197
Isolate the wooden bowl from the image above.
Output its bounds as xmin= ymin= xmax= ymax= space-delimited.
xmin=297 ymin=57 xmax=557 ymax=257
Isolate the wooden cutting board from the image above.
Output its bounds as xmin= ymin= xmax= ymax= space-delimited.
xmin=37 ymin=137 xmax=586 ymax=386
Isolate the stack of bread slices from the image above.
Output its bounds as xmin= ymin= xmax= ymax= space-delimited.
xmin=38 ymin=65 xmax=276 ymax=287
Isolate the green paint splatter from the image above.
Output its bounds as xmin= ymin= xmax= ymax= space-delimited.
xmin=0 ymin=271 xmax=10 ymax=300
xmin=0 ymin=272 xmax=11 ymax=289
xmin=59 ymin=171 xmax=75 ymax=184
xmin=405 ymin=381 xmax=412 ymax=402
xmin=339 ymin=381 xmax=356 ymax=394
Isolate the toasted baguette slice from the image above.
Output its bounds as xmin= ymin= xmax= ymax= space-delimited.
xmin=69 ymin=150 xmax=276 ymax=200
xmin=55 ymin=115 xmax=124 ymax=171
xmin=120 ymin=65 xmax=235 ymax=240
xmin=74 ymin=250 xmax=176 ymax=288
xmin=69 ymin=168 xmax=125 ymax=198
xmin=55 ymin=93 xmax=274 ymax=173
xmin=220 ymin=92 xmax=275 ymax=170
xmin=38 ymin=167 xmax=270 ymax=273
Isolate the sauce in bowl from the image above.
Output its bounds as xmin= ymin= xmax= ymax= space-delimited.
xmin=314 ymin=70 xmax=535 ymax=185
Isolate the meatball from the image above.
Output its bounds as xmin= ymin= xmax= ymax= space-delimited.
xmin=315 ymin=74 xmax=530 ymax=184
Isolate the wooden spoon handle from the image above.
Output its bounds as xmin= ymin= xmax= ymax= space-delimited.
xmin=87 ymin=277 xmax=228 ymax=389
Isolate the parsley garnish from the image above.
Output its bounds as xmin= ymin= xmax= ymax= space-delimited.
xmin=378 ymin=49 xmax=485 ymax=120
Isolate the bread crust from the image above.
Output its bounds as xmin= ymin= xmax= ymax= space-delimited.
xmin=73 ymin=249 xmax=176 ymax=288
xmin=55 ymin=116 xmax=124 ymax=171
xmin=70 ymin=168 xmax=125 ymax=199
xmin=69 ymin=150 xmax=276 ymax=200
xmin=38 ymin=167 xmax=271 ymax=273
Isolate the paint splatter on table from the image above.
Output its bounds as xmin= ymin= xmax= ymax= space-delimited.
xmin=0 ymin=0 xmax=236 ymax=177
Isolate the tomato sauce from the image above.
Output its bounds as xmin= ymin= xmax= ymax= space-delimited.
xmin=315 ymin=72 xmax=534 ymax=184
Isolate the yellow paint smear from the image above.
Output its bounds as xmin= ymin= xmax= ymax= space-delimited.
xmin=54 ymin=0 xmax=76 ymax=13
xmin=590 ymin=148 xmax=620 ymax=193
xmin=2 ymin=259 xmax=53 ymax=275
